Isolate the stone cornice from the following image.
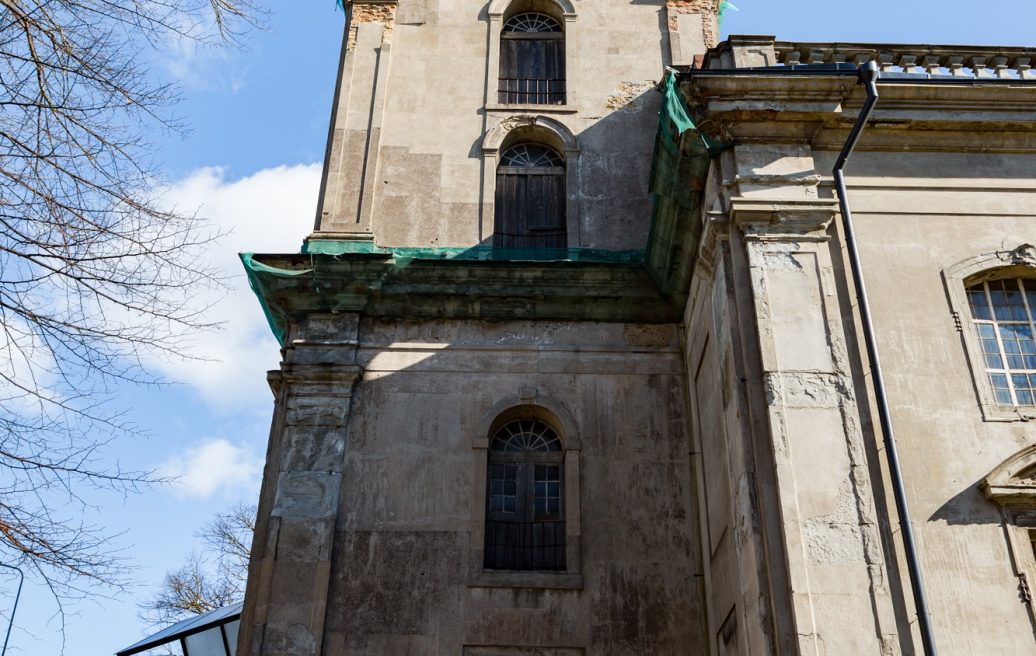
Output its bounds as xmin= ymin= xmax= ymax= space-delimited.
xmin=247 ymin=254 xmax=682 ymax=326
xmin=268 ymin=364 xmax=363 ymax=397
xmin=730 ymin=198 xmax=839 ymax=239
xmin=682 ymin=73 xmax=1036 ymax=153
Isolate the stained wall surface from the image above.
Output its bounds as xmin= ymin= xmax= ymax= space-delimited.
xmin=316 ymin=0 xmax=717 ymax=251
xmin=823 ymin=150 xmax=1036 ymax=655
xmin=321 ymin=318 xmax=703 ymax=654
xmin=237 ymin=2 xmax=723 ymax=654
xmin=666 ymin=40 xmax=1036 ymax=651
xmin=683 ymin=129 xmax=1036 ymax=653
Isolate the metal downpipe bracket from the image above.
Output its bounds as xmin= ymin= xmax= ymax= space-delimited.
xmin=833 ymin=60 xmax=939 ymax=656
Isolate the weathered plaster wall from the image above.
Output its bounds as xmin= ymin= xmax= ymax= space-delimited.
xmin=688 ymin=140 xmax=1036 ymax=654
xmin=316 ymin=0 xmax=717 ymax=251
xmin=682 ymin=144 xmax=907 ymax=655
xmin=323 ymin=318 xmax=702 ymax=654
xmin=676 ymin=44 xmax=1036 ymax=651
xmin=814 ymin=149 xmax=1036 ymax=654
xmin=682 ymin=226 xmax=781 ymax=656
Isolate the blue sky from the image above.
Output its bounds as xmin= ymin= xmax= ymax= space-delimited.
xmin=4 ymin=1 xmax=1034 ymax=654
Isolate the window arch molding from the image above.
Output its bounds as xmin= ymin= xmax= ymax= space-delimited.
xmin=482 ymin=114 xmax=578 ymax=154
xmin=480 ymin=117 xmax=581 ymax=251
xmin=485 ymin=0 xmax=577 ymax=109
xmin=467 ymin=394 xmax=583 ymax=589
xmin=982 ymin=445 xmax=1036 ymax=625
xmin=487 ymin=0 xmax=575 ymax=19
xmin=476 ymin=395 xmax=582 ymax=450
xmin=943 ymin=243 xmax=1036 ymax=421
xmin=983 ymin=444 xmax=1036 ymax=508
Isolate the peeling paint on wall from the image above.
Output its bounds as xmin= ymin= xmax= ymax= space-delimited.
xmin=347 ymin=2 xmax=396 ymax=50
xmin=666 ymin=0 xmax=720 ymax=49
xmin=606 ymin=81 xmax=656 ymax=111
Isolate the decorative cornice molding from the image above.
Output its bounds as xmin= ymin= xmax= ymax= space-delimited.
xmin=683 ymin=74 xmax=1036 ymax=153
xmin=246 ymin=254 xmax=681 ymax=327
xmin=982 ymin=444 xmax=1036 ymax=509
xmin=729 ymin=197 xmax=839 ymax=239
xmin=278 ymin=363 xmax=364 ymax=388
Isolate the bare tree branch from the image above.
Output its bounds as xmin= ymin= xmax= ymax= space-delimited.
xmin=0 ymin=0 xmax=261 ymax=612
xmin=140 ymin=504 xmax=255 ymax=626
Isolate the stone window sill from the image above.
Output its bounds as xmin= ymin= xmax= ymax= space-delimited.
xmin=467 ymin=570 xmax=583 ymax=590
xmin=981 ymin=403 xmax=1036 ymax=422
xmin=485 ymin=103 xmax=578 ymax=114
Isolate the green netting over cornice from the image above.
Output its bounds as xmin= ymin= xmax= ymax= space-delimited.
xmin=241 ymin=252 xmax=313 ymax=345
xmin=656 ymin=71 xmax=719 ymax=155
xmin=243 ymin=244 xmax=648 ymax=345
xmin=646 ymin=71 xmax=721 ymax=303
xmin=241 ymin=251 xmax=680 ymax=346
xmin=301 ymin=239 xmax=645 ymax=264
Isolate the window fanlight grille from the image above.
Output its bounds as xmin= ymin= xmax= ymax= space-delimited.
xmin=503 ymin=12 xmax=561 ymax=33
xmin=499 ymin=144 xmax=563 ymax=168
xmin=490 ymin=419 xmax=561 ymax=452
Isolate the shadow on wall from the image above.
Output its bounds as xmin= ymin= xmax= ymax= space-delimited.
xmin=625 ymin=0 xmax=674 ymax=70
xmin=463 ymin=86 xmax=664 ymax=254
xmin=929 ymin=478 xmax=1002 ymax=525
xmin=299 ymin=318 xmax=702 ymax=652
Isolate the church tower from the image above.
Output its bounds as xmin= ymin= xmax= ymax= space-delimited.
xmin=310 ymin=0 xmax=718 ymax=253
xmin=237 ymin=1 xmax=722 ymax=654
xmin=238 ymin=0 xmax=1036 ymax=652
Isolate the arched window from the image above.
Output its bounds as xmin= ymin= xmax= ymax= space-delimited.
xmin=484 ymin=418 xmax=566 ymax=571
xmin=943 ymin=245 xmax=1036 ymax=420
xmin=499 ymin=12 xmax=565 ymax=105
xmin=493 ymin=143 xmax=566 ymax=251
xmin=967 ymin=277 xmax=1036 ymax=406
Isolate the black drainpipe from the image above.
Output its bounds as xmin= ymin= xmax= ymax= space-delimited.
xmin=833 ymin=60 xmax=939 ymax=656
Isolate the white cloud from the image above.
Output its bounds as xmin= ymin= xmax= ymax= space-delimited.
xmin=0 ymin=314 xmax=59 ymax=414
xmin=153 ymin=164 xmax=320 ymax=411
xmin=160 ymin=438 xmax=263 ymax=499
xmin=156 ymin=29 xmax=249 ymax=93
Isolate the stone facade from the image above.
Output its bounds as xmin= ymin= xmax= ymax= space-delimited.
xmin=314 ymin=0 xmax=719 ymax=251
xmin=674 ymin=39 xmax=1036 ymax=654
xmin=239 ymin=5 xmax=1036 ymax=655
xmin=240 ymin=1 xmax=716 ymax=654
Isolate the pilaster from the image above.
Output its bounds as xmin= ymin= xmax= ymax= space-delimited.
xmin=239 ymin=315 xmax=363 ymax=656
xmin=314 ymin=0 xmax=397 ymax=239
xmin=665 ymin=0 xmax=721 ymax=66
xmin=730 ymin=196 xmax=901 ymax=654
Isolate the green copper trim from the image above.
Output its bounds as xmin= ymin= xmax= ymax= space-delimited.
xmin=301 ymin=239 xmax=645 ymax=264
xmin=646 ymin=72 xmax=721 ymax=302
xmin=241 ymin=252 xmax=313 ymax=346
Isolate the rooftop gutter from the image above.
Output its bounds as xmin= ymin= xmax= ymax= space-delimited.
xmin=681 ymin=64 xmax=1036 ymax=85
xmin=833 ymin=60 xmax=939 ymax=656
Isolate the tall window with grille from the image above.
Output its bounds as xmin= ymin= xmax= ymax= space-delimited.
xmin=498 ymin=13 xmax=565 ymax=105
xmin=967 ymin=278 xmax=1036 ymax=405
xmin=484 ymin=419 xmax=565 ymax=571
xmin=493 ymin=143 xmax=566 ymax=251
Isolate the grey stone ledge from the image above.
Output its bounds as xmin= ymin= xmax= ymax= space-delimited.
xmin=467 ymin=571 xmax=583 ymax=590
